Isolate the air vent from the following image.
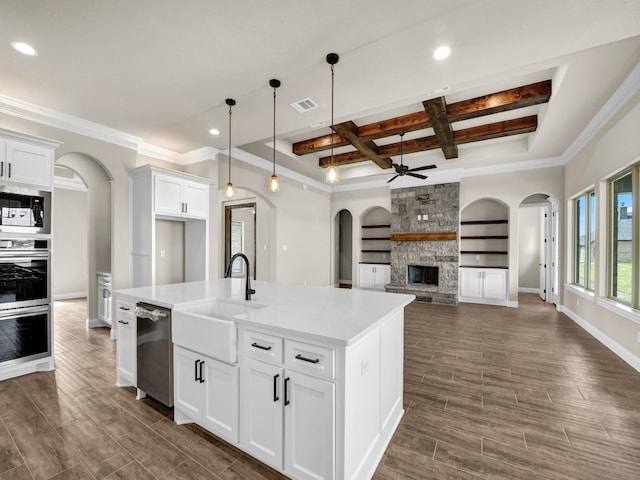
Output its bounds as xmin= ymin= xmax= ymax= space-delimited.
xmin=290 ymin=97 xmax=318 ymax=113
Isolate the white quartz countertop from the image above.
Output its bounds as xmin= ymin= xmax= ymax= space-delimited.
xmin=114 ymin=279 xmax=415 ymax=345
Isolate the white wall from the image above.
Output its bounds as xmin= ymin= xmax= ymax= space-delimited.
xmin=155 ymin=219 xmax=184 ymax=285
xmin=564 ymin=89 xmax=640 ymax=364
xmin=218 ymin=154 xmax=331 ymax=286
xmin=53 ymin=187 xmax=88 ymax=298
xmin=460 ymin=167 xmax=565 ymax=305
xmin=518 ymin=206 xmax=542 ymax=290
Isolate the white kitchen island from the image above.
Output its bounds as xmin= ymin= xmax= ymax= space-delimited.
xmin=114 ymin=279 xmax=414 ymax=480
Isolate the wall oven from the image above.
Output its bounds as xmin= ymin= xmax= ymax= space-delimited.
xmin=0 ymin=186 xmax=51 ymax=235
xmin=0 ymin=238 xmax=50 ymax=309
xmin=0 ymin=304 xmax=51 ymax=366
xmin=0 ymin=238 xmax=51 ymax=368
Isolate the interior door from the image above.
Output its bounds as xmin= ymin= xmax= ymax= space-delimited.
xmin=224 ymin=202 xmax=257 ymax=279
xmin=539 ymin=207 xmax=549 ymax=301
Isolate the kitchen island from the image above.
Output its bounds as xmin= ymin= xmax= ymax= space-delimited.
xmin=114 ymin=279 xmax=414 ymax=480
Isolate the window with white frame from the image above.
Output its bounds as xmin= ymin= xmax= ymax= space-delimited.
xmin=610 ymin=168 xmax=635 ymax=306
xmin=574 ymin=190 xmax=595 ymax=290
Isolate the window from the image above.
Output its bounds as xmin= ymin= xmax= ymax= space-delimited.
xmin=574 ymin=190 xmax=595 ymax=289
xmin=230 ymin=220 xmax=245 ymax=274
xmin=610 ymin=169 xmax=634 ymax=305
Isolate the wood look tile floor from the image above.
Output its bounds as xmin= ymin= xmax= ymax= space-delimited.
xmin=1 ymin=295 xmax=639 ymax=479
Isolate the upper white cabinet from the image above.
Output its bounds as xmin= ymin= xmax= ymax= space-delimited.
xmin=155 ymin=174 xmax=208 ymax=219
xmin=128 ymin=165 xmax=212 ymax=287
xmin=0 ymin=129 xmax=61 ymax=190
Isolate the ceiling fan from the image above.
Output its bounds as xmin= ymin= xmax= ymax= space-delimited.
xmin=387 ymin=133 xmax=437 ymax=183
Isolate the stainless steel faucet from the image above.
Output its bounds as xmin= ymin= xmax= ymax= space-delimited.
xmin=224 ymin=253 xmax=256 ymax=300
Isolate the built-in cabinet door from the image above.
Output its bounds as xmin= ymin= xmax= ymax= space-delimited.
xmin=242 ymin=357 xmax=284 ymax=469
xmin=284 ymin=371 xmax=335 ymax=480
xmin=154 ymin=175 xmax=183 ymax=215
xmin=3 ymin=140 xmax=53 ymax=188
xmin=174 ymin=346 xmax=203 ymax=421
xmin=484 ymin=269 xmax=507 ymax=300
xmin=374 ymin=265 xmax=391 ymax=290
xmin=116 ymin=306 xmax=136 ymax=386
xmin=202 ymin=358 xmax=239 ymax=443
xmin=459 ymin=268 xmax=483 ymax=298
xmin=183 ymin=181 xmax=208 ymax=218
xmin=358 ymin=265 xmax=375 ymax=289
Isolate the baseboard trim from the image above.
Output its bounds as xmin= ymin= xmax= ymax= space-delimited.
xmin=459 ymin=296 xmax=518 ymax=308
xmin=558 ymin=305 xmax=640 ymax=374
xmin=86 ymin=317 xmax=110 ymax=329
xmin=54 ymin=292 xmax=87 ymax=300
xmin=518 ymin=287 xmax=540 ymax=294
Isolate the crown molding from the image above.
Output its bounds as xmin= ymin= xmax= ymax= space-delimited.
xmin=136 ymin=142 xmax=182 ymax=162
xmin=561 ymin=60 xmax=640 ymax=165
xmin=180 ymin=146 xmax=219 ymax=164
xmin=0 ymin=93 xmax=142 ymax=150
xmin=226 ymin=147 xmax=331 ymax=193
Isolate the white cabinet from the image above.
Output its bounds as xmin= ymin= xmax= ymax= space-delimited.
xmin=240 ymin=331 xmax=336 ymax=480
xmin=174 ymin=345 xmax=239 ymax=443
xmin=359 ymin=264 xmax=390 ymax=291
xmin=0 ymin=139 xmax=53 ymax=188
xmin=115 ymin=299 xmax=136 ymax=387
xmin=284 ymin=371 xmax=335 ymax=480
xmin=97 ymin=272 xmax=112 ymax=327
xmin=154 ymin=174 xmax=208 ymax=219
xmin=459 ymin=267 xmax=508 ymax=305
xmin=129 ymin=165 xmax=211 ymax=287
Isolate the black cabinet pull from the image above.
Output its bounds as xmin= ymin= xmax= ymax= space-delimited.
xmin=284 ymin=377 xmax=290 ymax=406
xmin=295 ymin=354 xmax=320 ymax=364
xmin=273 ymin=374 xmax=279 ymax=402
xmin=251 ymin=342 xmax=272 ymax=351
xmin=118 ymin=319 xmax=129 ymax=325
xmin=194 ymin=360 xmax=200 ymax=382
xmin=7 ymin=163 xmax=11 ymax=179
xmin=0 ymin=161 xmax=3 ymax=177
xmin=119 ymin=306 xmax=130 ymax=311
xmin=199 ymin=360 xmax=205 ymax=383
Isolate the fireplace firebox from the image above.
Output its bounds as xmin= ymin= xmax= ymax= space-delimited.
xmin=408 ymin=265 xmax=439 ymax=286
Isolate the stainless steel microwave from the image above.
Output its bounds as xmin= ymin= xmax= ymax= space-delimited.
xmin=0 ymin=186 xmax=51 ymax=234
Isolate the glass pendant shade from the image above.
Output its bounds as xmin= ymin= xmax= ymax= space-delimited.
xmin=268 ymin=174 xmax=280 ymax=192
xmin=325 ymin=165 xmax=339 ymax=184
xmin=225 ymin=181 xmax=235 ymax=198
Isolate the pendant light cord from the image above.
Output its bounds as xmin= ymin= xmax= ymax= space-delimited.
xmin=228 ymin=103 xmax=232 ymax=183
xmin=330 ymin=62 xmax=335 ymax=166
xmin=273 ymin=86 xmax=276 ymax=176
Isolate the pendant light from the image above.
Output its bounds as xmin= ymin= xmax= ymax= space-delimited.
xmin=326 ymin=53 xmax=339 ymax=184
xmin=225 ymin=98 xmax=236 ymax=199
xmin=268 ymin=79 xmax=281 ymax=193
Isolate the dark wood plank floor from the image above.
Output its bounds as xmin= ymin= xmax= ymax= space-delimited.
xmin=0 ymin=295 xmax=639 ymax=479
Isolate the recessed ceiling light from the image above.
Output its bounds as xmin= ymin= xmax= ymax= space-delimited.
xmin=208 ymin=128 xmax=220 ymax=135
xmin=433 ymin=45 xmax=451 ymax=60
xmin=11 ymin=41 xmax=37 ymax=56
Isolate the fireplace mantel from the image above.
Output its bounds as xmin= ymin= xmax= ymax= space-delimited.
xmin=390 ymin=232 xmax=457 ymax=241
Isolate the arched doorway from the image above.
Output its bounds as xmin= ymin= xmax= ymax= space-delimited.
xmin=518 ymin=193 xmax=559 ymax=304
xmin=55 ymin=153 xmax=113 ymax=328
xmin=336 ymin=209 xmax=353 ymax=288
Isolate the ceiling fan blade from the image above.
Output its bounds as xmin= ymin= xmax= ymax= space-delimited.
xmin=408 ymin=164 xmax=437 ymax=172
xmin=386 ymin=175 xmax=399 ymax=183
xmin=407 ymin=172 xmax=427 ymax=180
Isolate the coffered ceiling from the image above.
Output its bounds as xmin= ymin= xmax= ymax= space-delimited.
xmin=1 ymin=1 xmax=640 ymax=186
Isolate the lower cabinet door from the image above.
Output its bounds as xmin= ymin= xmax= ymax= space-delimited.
xmin=242 ymin=357 xmax=284 ymax=469
xmin=116 ymin=313 xmax=136 ymax=386
xmin=202 ymin=358 xmax=239 ymax=443
xmin=484 ymin=269 xmax=508 ymax=300
xmin=459 ymin=268 xmax=483 ymax=298
xmin=284 ymin=371 xmax=335 ymax=480
xmin=174 ymin=346 xmax=203 ymax=421
xmin=358 ymin=265 xmax=375 ymax=289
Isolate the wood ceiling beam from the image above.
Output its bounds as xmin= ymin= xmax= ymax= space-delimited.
xmin=318 ymin=115 xmax=537 ymax=167
xmin=294 ymin=80 xmax=551 ymax=156
xmin=423 ymin=96 xmax=458 ymax=159
xmin=330 ymin=121 xmax=393 ymax=169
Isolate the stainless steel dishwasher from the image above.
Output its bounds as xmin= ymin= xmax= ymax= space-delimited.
xmin=136 ymin=303 xmax=173 ymax=407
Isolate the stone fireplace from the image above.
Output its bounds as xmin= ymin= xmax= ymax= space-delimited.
xmin=385 ymin=182 xmax=459 ymax=305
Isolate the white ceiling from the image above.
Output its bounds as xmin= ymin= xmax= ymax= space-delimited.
xmin=2 ymin=0 xmax=640 ymax=185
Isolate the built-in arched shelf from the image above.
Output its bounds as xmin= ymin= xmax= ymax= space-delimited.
xmin=459 ymin=199 xmax=510 ymax=306
xmin=359 ymin=207 xmax=391 ymax=290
